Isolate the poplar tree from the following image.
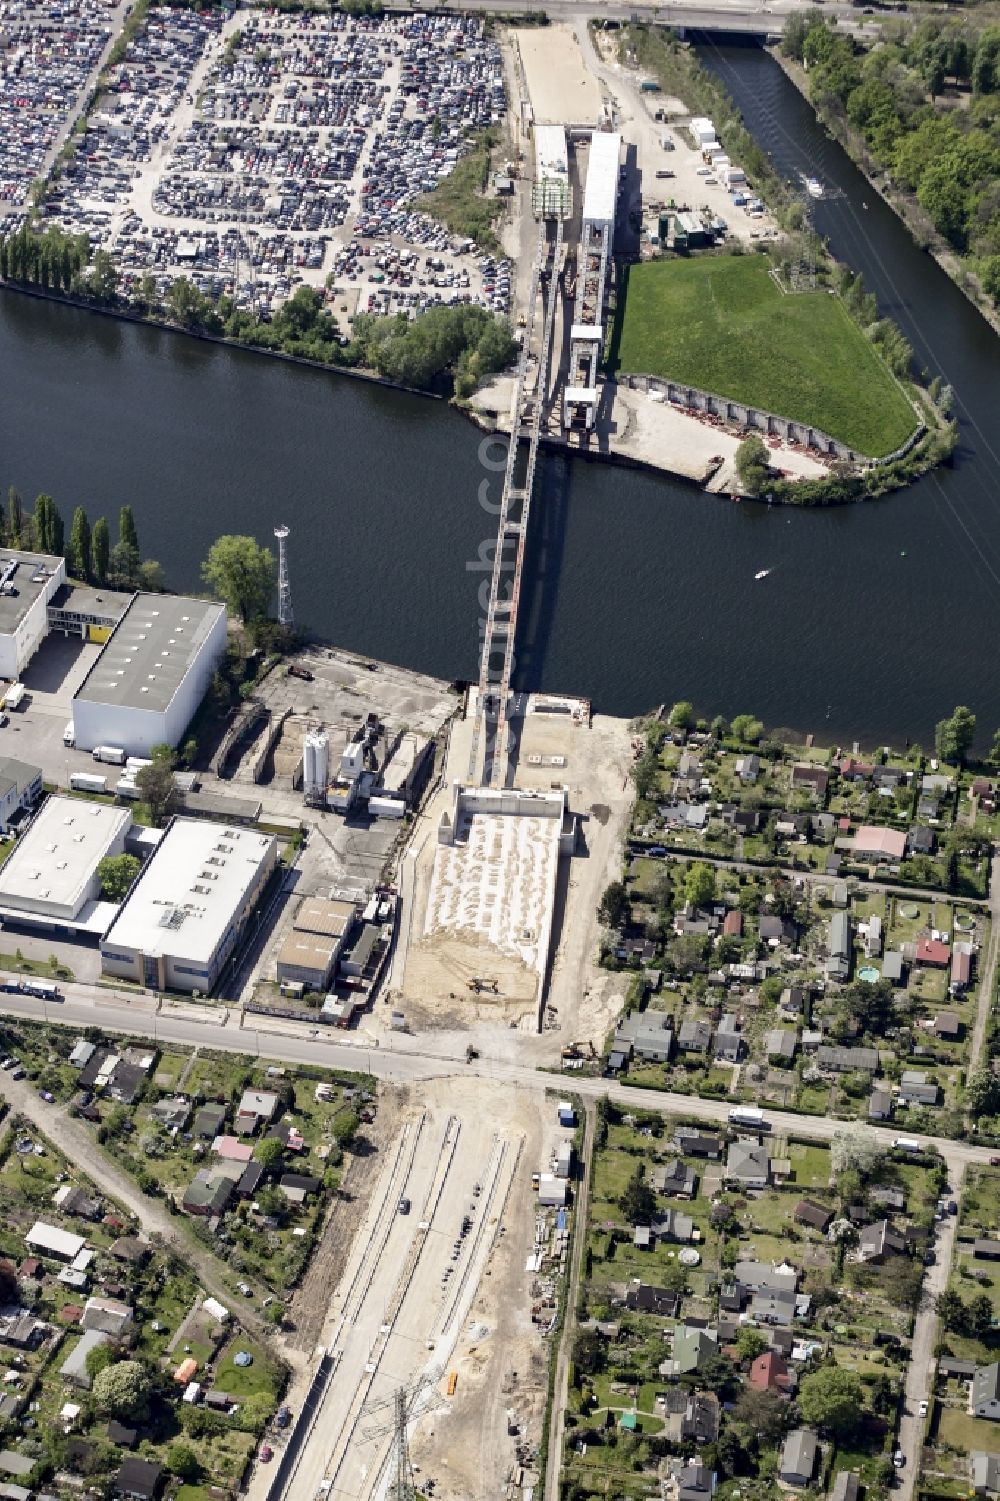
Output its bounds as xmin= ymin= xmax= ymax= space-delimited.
xmin=68 ymin=507 xmax=92 ymax=580
xmin=91 ymin=517 xmax=110 ymax=586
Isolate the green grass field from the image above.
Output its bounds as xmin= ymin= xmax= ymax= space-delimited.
xmin=609 ymin=255 xmax=917 ymax=458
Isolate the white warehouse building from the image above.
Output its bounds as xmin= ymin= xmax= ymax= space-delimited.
xmin=0 ymin=550 xmax=66 ymax=681
xmin=0 ymin=795 xmax=132 ymax=934
xmin=72 ymin=594 xmax=227 ymax=756
xmin=100 ymin=818 xmax=278 ymax=994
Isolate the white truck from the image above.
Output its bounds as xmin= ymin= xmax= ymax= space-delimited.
xmin=728 ymin=1106 xmax=768 ymax=1129
xmin=3 ymin=683 xmax=25 ymax=711
xmin=63 ymin=721 xmax=75 ymax=747
xmin=70 ymin=772 xmax=107 ymax=794
xmin=892 ymin=1137 xmax=922 ymax=1154
xmin=92 ymin=745 xmax=126 ymax=766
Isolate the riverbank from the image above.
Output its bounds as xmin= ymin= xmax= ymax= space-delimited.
xmin=768 ymin=47 xmax=1000 ymax=341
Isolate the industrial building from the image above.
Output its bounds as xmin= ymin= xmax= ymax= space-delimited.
xmin=564 ymin=132 xmax=621 ymax=434
xmin=72 ymin=593 xmax=227 ymax=756
xmin=0 ymin=757 xmax=42 ymax=833
xmin=46 ymin=584 xmax=134 ymax=643
xmin=532 ymin=125 xmax=570 ymax=218
xmin=100 ymin=819 xmax=278 ymax=994
xmin=0 ymin=795 xmax=131 ymax=934
xmin=0 ymin=549 xmax=66 ymax=680
xmin=275 ymin=896 xmax=358 ymax=992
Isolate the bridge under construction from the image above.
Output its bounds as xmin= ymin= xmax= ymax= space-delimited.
xmin=467 ymin=126 xmax=620 ymax=791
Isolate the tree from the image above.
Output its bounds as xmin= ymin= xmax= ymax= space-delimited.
xmin=966 ymin=1064 xmax=1000 ymax=1118
xmin=619 ymin=1166 xmax=655 ymax=1226
xmin=934 ymin=704 xmax=976 ymax=766
xmin=255 ymin=1137 xmax=285 ymax=1173
xmin=167 ymin=1442 xmax=201 ymax=1483
xmin=32 ymin=494 xmax=62 ymax=555
xmin=98 ymin=853 xmax=140 ymax=903
xmin=696 ymin=1350 xmax=739 ymax=1400
xmin=989 ymin=728 xmax=1000 ymax=768
xmin=970 ymin=1292 xmax=996 ymax=1340
xmin=798 ymin=1365 xmax=864 ymax=1437
xmin=85 ymin=1340 xmax=116 ymax=1380
xmin=831 ymin=1125 xmax=887 ymax=1180
xmin=572 ymin=1327 xmax=606 ymax=1377
xmin=135 ymin=745 xmax=176 ymax=828
xmin=109 ymin=540 xmax=141 ymax=590
xmin=735 ymin=1327 xmax=770 ymax=1361
xmin=333 ymin=1110 xmax=360 ymax=1147
xmin=6 ymin=488 xmax=24 ymax=548
xmin=202 ymin=534 xmax=276 ymax=626
xmin=734 ymin=1385 xmax=790 ymax=1444
xmin=138 ymin=559 xmax=165 ymax=592
xmin=91 ymin=517 xmax=110 ymax=586
xmin=683 ymin=861 xmax=716 ymax=909
xmin=118 ymin=505 xmax=139 ymax=555
xmin=731 ymin=714 xmax=764 ymax=744
xmin=735 ymin=434 xmax=770 ymax=497
xmin=598 ymin=880 xmax=630 ymax=931
xmin=668 ymin=700 xmax=695 ymax=731
xmin=67 ymin=506 xmax=92 ymax=580
xmin=92 ymin=1359 xmax=152 ymax=1421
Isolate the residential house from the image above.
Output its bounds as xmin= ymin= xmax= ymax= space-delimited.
xmin=673 ymin=1128 xmax=721 ymax=1159
xmin=625 ymin=1284 xmax=680 ymax=1317
xmin=652 ymin=1159 xmax=696 ymax=1198
xmin=613 ymin=1011 xmax=674 ymax=1064
xmin=192 ymin=1104 xmax=226 ymax=1139
xmin=882 ymin=951 xmax=905 ymax=985
xmin=791 ymin=765 xmax=829 ymax=800
xmin=749 ymin=1351 xmax=791 ymax=1394
xmin=916 ymin=938 xmax=951 ymax=968
xmin=0 ymin=1313 xmax=46 ymax=1350
xmin=107 ymin=1422 xmax=138 ymax=1449
xmin=722 ymin=806 xmax=762 ymax=835
xmin=726 ymin=1140 xmax=770 ymax=1188
xmin=780 ymin=1429 xmax=818 ymax=1488
xmin=861 ymin=915 xmax=882 ymax=958
xmin=827 ymin=911 xmax=851 ymax=981
xmin=722 ymin=909 xmax=743 ymax=939
xmin=898 ymin=1071 xmax=939 ymax=1106
xmin=975 ymin=1241 xmax=1000 ymax=1261
xmin=951 ymin=949 xmax=973 ymax=994
xmin=677 ymin=1020 xmax=712 ymax=1054
xmin=780 ymin=985 xmax=808 ymax=1015
xmin=760 ymin=914 xmax=797 ymax=946
xmin=858 ymin=1220 xmax=907 ymax=1263
xmin=714 ymin=1014 xmax=744 ymax=1063
xmin=182 ymin=1169 xmax=235 ymax=1219
xmin=115 ymin=1459 xmax=163 ymax=1501
xmin=766 ymin=1028 xmax=798 ymax=1064
xmin=794 ymin=1200 xmax=833 ymax=1233
xmin=871 ymin=1186 xmax=907 ymax=1212
xmin=150 ymin=1097 xmax=190 ymax=1131
xmin=973 ymin=1364 xmax=1000 ymax=1421
xmin=972 ymin=1453 xmax=1000 ymax=1495
xmin=829 ymin=1472 xmax=861 ymax=1501
xmin=52 ymin=1185 xmax=100 ymax=1221
xmin=816 ymin=1045 xmax=879 ymax=1074
xmin=726 ymin=1261 xmax=799 ymax=1327
xmin=852 ymin=826 xmax=907 ymax=862
xmin=908 ymin=825 xmax=936 ymax=856
xmin=869 ymin=1088 xmax=893 ymax=1121
xmin=837 ymin=758 xmax=873 ymax=782
xmin=660 ymin=1324 xmax=718 ymax=1377
xmin=736 ymin=754 xmax=760 ymax=784
xmin=666 ymin=1461 xmax=717 ymax=1501
xmin=82 ymin=1297 xmax=133 ymax=1339
xmin=278 ymin=1173 xmax=320 ymax=1205
xmin=663 ymin=1390 xmax=720 ymax=1443
xmin=235 ymin=1089 xmax=280 ymax=1135
xmin=59 ymin=1328 xmax=108 ymax=1388
xmin=651 ymin=1209 xmax=695 ymax=1243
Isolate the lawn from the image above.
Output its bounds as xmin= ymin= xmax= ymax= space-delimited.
xmin=937 ymin=1405 xmax=1000 ymax=1453
xmin=608 ymin=255 xmax=917 ymax=458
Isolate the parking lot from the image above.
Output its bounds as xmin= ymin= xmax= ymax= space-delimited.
xmin=0 ymin=0 xmax=122 ymax=216
xmin=41 ymin=7 xmax=514 ymax=322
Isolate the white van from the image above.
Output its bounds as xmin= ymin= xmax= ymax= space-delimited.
xmin=63 ymin=722 xmax=75 ymax=747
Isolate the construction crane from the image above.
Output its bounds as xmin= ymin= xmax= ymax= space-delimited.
xmin=360 ymin=1369 xmax=444 ymax=1501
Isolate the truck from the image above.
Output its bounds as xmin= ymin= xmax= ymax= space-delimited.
xmin=70 ymin=772 xmax=108 ymax=794
xmin=63 ymin=721 xmax=75 ymax=747
xmin=728 ymin=1106 xmax=768 ymax=1129
xmin=892 ymin=1136 xmax=922 ymax=1154
xmin=21 ymin=980 xmax=61 ymax=1001
xmin=93 ymin=746 xmax=126 ymax=766
xmin=3 ymin=683 xmax=25 ymax=711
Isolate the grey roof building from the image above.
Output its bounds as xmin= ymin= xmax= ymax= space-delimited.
xmin=780 ymin=1428 xmax=818 ymax=1487
xmin=726 ymin=1139 xmax=770 ymax=1186
xmin=817 ymin=1045 xmax=879 ymax=1073
xmin=677 ymin=1019 xmax=713 ymax=1053
xmin=829 ymin=1470 xmax=860 ymax=1501
xmin=765 ymin=1027 xmax=798 ymax=1062
xmin=973 ymin=1364 xmax=1000 ymax=1420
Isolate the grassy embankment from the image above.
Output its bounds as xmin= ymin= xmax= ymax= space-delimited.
xmin=608 ymin=254 xmax=918 ymax=458
xmin=415 ymin=127 xmax=504 ymax=253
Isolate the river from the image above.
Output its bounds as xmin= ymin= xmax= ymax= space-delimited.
xmin=1 ymin=47 xmax=998 ymax=746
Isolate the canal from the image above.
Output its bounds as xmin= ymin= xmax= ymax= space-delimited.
xmin=0 ymin=46 xmax=997 ymax=746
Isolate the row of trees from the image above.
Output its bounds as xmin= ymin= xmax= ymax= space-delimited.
xmin=0 ymin=491 xmax=162 ymax=591
xmin=783 ymin=16 xmax=1000 ymax=301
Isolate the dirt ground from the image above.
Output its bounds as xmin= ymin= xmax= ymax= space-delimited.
xmin=513 ymin=25 xmax=603 ymax=128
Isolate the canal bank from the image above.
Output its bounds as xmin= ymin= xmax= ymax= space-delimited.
xmin=766 ymin=46 xmax=1000 ymax=340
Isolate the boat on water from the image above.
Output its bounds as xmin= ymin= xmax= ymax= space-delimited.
xmin=754 ymin=569 xmax=771 ymax=581
xmin=804 ymin=175 xmax=824 ymax=199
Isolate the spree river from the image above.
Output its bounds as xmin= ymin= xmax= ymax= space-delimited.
xmin=1 ymin=48 xmax=998 ymax=746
